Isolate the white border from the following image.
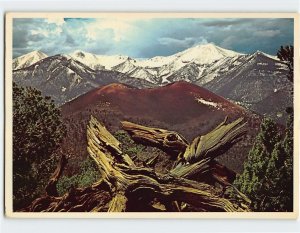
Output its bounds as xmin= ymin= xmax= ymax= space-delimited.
xmin=5 ymin=11 xmax=300 ymax=220
xmin=1 ymin=1 xmax=300 ymax=233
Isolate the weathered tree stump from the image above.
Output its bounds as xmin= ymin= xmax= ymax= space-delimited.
xmin=21 ymin=115 xmax=250 ymax=212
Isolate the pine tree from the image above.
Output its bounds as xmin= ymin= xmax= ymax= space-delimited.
xmin=234 ymin=117 xmax=293 ymax=211
xmin=277 ymin=45 xmax=294 ymax=83
xmin=13 ymin=83 xmax=66 ymax=210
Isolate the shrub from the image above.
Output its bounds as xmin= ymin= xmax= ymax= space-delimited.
xmin=13 ymin=82 xmax=65 ymax=210
xmin=56 ymin=157 xmax=100 ymax=196
xmin=114 ymin=130 xmax=145 ymax=157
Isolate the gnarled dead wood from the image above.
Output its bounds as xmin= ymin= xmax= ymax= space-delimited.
xmin=121 ymin=121 xmax=188 ymax=157
xmin=22 ymin=179 xmax=112 ymax=212
xmin=22 ymin=116 xmax=250 ymax=212
xmin=122 ymin=117 xmax=246 ymax=185
xmin=181 ymin=117 xmax=247 ymax=163
xmin=122 ymin=117 xmax=250 ymax=205
xmin=87 ymin=116 xmax=248 ymax=212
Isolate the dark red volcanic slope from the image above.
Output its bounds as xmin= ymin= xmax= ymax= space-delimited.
xmin=62 ymin=81 xmax=246 ymax=124
xmin=60 ymin=81 xmax=260 ymax=174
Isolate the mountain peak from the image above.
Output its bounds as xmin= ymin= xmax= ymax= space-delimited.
xmin=193 ymin=43 xmax=217 ymax=49
xmin=13 ymin=50 xmax=48 ymax=70
xmin=189 ymin=43 xmax=232 ymax=52
xmin=172 ymin=43 xmax=241 ymax=65
xmin=33 ymin=50 xmax=47 ymax=56
xmin=254 ymin=50 xmax=264 ymax=55
xmin=252 ymin=50 xmax=279 ymax=60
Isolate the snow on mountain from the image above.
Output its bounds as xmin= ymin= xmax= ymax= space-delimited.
xmin=13 ymin=43 xmax=291 ymax=122
xmin=251 ymin=50 xmax=280 ymax=61
xmin=171 ymin=43 xmax=241 ymax=65
xmin=135 ymin=43 xmax=242 ymax=83
xmin=69 ymin=50 xmax=130 ymax=70
xmin=67 ymin=44 xmax=242 ymax=84
xmin=196 ymin=97 xmax=219 ymax=108
xmin=65 ymin=44 xmax=288 ymax=113
xmin=127 ymin=67 xmax=158 ymax=83
xmin=137 ymin=55 xmax=175 ymax=68
xmin=111 ymin=58 xmax=137 ymax=73
xmin=13 ymin=51 xmax=48 ymax=70
xmin=138 ymin=43 xmax=240 ymax=69
xmin=13 ymin=54 xmax=154 ymax=105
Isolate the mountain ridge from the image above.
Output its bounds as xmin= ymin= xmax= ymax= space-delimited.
xmin=13 ymin=43 xmax=292 ymax=122
xmin=13 ymin=54 xmax=155 ymax=105
xmin=14 ymin=43 xmax=284 ymax=87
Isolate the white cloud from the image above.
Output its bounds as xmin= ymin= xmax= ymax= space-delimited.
xmin=28 ymin=18 xmax=65 ymax=38
xmin=85 ymin=19 xmax=136 ymax=42
xmin=30 ymin=29 xmax=49 ymax=37
xmin=30 ymin=26 xmax=62 ymax=37
xmin=46 ymin=18 xmax=65 ymax=26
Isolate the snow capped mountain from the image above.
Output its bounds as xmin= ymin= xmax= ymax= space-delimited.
xmin=138 ymin=43 xmax=241 ymax=68
xmin=13 ymin=50 xmax=48 ymax=70
xmin=13 ymin=43 xmax=292 ymax=122
xmin=13 ymin=54 xmax=154 ymax=105
xmin=158 ymin=44 xmax=241 ymax=81
xmin=66 ymin=43 xmax=242 ymax=84
xmin=69 ymin=50 xmax=130 ymax=70
xmin=14 ymin=44 xmax=277 ymax=87
xmin=68 ymin=45 xmax=293 ymax=123
xmin=169 ymin=43 xmax=241 ymax=66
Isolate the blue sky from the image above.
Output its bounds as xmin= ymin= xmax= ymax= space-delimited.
xmin=13 ymin=17 xmax=294 ymax=58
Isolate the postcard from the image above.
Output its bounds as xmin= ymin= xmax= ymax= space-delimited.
xmin=5 ymin=12 xmax=299 ymax=218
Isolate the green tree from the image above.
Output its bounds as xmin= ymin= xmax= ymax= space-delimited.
xmin=234 ymin=117 xmax=293 ymax=211
xmin=13 ymin=82 xmax=66 ymax=210
xmin=277 ymin=45 xmax=294 ymax=115
xmin=114 ymin=130 xmax=146 ymax=157
xmin=277 ymin=45 xmax=294 ymax=83
xmin=265 ymin=116 xmax=293 ymax=211
xmin=56 ymin=157 xmax=100 ymax=196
